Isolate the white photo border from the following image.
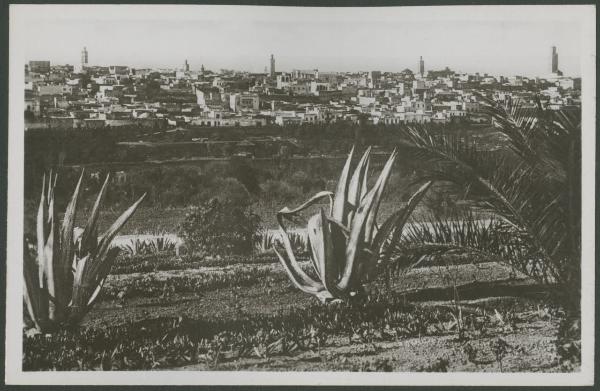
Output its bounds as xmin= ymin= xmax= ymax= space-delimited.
xmin=5 ymin=3 xmax=596 ymax=385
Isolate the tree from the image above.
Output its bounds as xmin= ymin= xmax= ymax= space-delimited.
xmin=392 ymin=95 xmax=581 ymax=360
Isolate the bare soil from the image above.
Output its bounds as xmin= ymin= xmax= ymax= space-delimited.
xmin=80 ymin=261 xmax=571 ymax=372
xmin=175 ymin=318 xmax=562 ymax=372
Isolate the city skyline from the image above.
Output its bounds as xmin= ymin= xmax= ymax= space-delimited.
xmin=15 ymin=5 xmax=586 ymax=77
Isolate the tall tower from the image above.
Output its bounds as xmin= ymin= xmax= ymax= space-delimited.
xmin=419 ymin=56 xmax=425 ymax=77
xmin=184 ymin=59 xmax=190 ymax=72
xmin=551 ymin=46 xmax=558 ymax=74
xmin=270 ymin=54 xmax=276 ymax=78
xmin=81 ymin=46 xmax=88 ymax=70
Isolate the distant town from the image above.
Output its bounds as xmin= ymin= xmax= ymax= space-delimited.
xmin=25 ymin=46 xmax=580 ymax=133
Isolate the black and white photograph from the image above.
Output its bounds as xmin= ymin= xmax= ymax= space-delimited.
xmin=4 ymin=3 xmax=596 ymax=386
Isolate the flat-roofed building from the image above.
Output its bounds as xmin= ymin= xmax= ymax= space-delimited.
xmin=29 ymin=61 xmax=51 ymax=74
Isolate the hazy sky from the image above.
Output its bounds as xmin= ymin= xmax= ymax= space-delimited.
xmin=13 ymin=5 xmax=590 ymax=77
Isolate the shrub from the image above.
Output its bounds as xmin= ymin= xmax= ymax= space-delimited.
xmin=118 ymin=235 xmax=178 ymax=256
xmin=261 ymin=179 xmax=300 ymax=203
xmin=179 ymin=198 xmax=261 ymax=256
xmin=210 ymin=177 xmax=252 ymax=207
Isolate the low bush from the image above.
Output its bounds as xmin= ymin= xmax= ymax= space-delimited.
xmin=261 ymin=179 xmax=302 ymax=203
xmin=118 ymin=236 xmax=178 ymax=256
xmin=179 ymin=198 xmax=261 ymax=256
xmin=110 ymin=252 xmax=298 ymax=275
xmin=101 ymin=266 xmax=285 ymax=301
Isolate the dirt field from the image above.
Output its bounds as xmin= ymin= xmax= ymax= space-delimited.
xmin=65 ymin=261 xmax=571 ymax=373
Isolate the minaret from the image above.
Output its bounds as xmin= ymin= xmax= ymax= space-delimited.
xmin=551 ymin=46 xmax=558 ymax=74
xmin=81 ymin=46 xmax=88 ymax=70
xmin=419 ymin=56 xmax=424 ymax=77
xmin=184 ymin=59 xmax=190 ymax=72
xmin=270 ymin=54 xmax=276 ymax=78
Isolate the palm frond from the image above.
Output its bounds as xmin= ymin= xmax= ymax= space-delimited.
xmin=397 ymin=96 xmax=580 ymax=292
xmin=383 ymin=211 xmax=554 ymax=283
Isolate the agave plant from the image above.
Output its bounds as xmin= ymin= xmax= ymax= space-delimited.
xmin=23 ymin=172 xmax=145 ymax=332
xmin=274 ymin=147 xmax=431 ymax=302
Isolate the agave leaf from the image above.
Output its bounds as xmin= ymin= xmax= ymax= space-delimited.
xmin=97 ymin=193 xmax=146 ymax=258
xmin=347 ymin=147 xmax=371 ymax=224
xmin=44 ymin=193 xmax=57 ymax=320
xmin=332 ymin=146 xmax=354 ymax=224
xmin=275 ymin=193 xmax=334 ymax=296
xmin=326 ymin=216 xmax=350 ymax=238
xmin=337 ymin=178 xmax=382 ymax=291
xmin=304 ymin=236 xmax=319 ymax=278
xmin=23 ymin=248 xmax=42 ymax=331
xmin=348 ymin=147 xmax=371 ymax=208
xmin=79 ymin=174 xmax=110 ymax=254
xmin=34 ymin=176 xmax=51 ymax=328
xmin=365 ymin=181 xmax=433 ymax=281
xmin=273 ymin=247 xmax=326 ymax=295
xmin=86 ymin=278 xmax=105 ymax=308
xmin=373 ymin=181 xmax=433 ymax=255
xmin=93 ymin=247 xmax=120 ymax=288
xmin=82 ymin=194 xmax=146 ymax=293
xmin=278 ymin=191 xmax=334 ymax=221
xmin=320 ymin=208 xmax=349 ymax=297
xmin=69 ymin=254 xmax=90 ymax=318
xmin=306 ymin=213 xmax=325 ymax=280
xmin=276 ymin=190 xmax=335 ymax=275
xmin=36 ymin=175 xmax=47 ymax=287
xmin=46 ymin=169 xmax=53 ymax=201
xmin=56 ymin=171 xmax=84 ymax=315
xmin=308 ymin=208 xmax=345 ymax=298
xmin=74 ymin=248 xmax=119 ymax=323
xmin=364 ymin=149 xmax=398 ymax=243
xmin=87 ymin=277 xmax=106 ymax=308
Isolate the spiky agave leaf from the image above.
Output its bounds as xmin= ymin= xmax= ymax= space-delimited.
xmin=35 ymin=174 xmax=48 ymax=303
xmin=23 ymin=242 xmax=42 ymax=331
xmin=43 ymin=184 xmax=57 ymax=320
xmin=69 ymin=247 xmax=121 ymax=323
xmin=55 ymin=171 xmax=84 ymax=319
xmin=332 ymin=146 xmax=354 ymax=225
xmin=337 ymin=163 xmax=393 ymax=291
xmin=347 ymin=147 xmax=371 ymax=219
xmin=274 ymin=191 xmax=334 ymax=300
xmin=69 ymin=193 xmax=145 ymax=322
xmin=79 ymin=174 xmax=110 ymax=255
xmin=314 ymin=207 xmax=348 ymax=298
xmin=365 ymin=181 xmax=433 ymax=281
xmin=364 ymin=149 xmax=398 ymax=243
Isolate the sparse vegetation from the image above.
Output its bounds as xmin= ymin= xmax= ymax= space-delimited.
xmin=22 ymin=119 xmax=579 ymax=373
xmin=117 ymin=235 xmax=178 ymax=256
